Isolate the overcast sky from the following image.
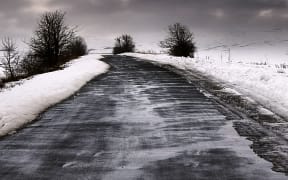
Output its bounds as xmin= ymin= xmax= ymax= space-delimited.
xmin=1 ymin=0 xmax=288 ymax=56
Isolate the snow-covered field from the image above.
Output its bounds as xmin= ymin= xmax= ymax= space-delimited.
xmin=123 ymin=53 xmax=288 ymax=119
xmin=0 ymin=54 xmax=109 ymax=137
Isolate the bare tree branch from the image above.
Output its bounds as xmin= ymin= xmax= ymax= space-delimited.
xmin=0 ymin=37 xmax=20 ymax=80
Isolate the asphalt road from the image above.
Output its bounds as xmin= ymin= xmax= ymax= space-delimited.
xmin=0 ymin=55 xmax=286 ymax=180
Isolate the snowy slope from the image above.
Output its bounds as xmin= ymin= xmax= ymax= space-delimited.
xmin=123 ymin=53 xmax=288 ymax=119
xmin=0 ymin=54 xmax=109 ymax=137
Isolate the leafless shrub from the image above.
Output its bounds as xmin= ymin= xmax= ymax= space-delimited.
xmin=19 ymin=51 xmax=45 ymax=76
xmin=160 ymin=23 xmax=196 ymax=57
xmin=113 ymin=34 xmax=135 ymax=54
xmin=65 ymin=36 xmax=88 ymax=58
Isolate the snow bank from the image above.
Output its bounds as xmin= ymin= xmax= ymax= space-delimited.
xmin=123 ymin=53 xmax=288 ymax=119
xmin=0 ymin=54 xmax=109 ymax=137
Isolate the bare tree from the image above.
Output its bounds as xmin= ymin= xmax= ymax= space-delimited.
xmin=29 ymin=10 xmax=75 ymax=67
xmin=0 ymin=37 xmax=20 ymax=80
xmin=113 ymin=34 xmax=135 ymax=54
xmin=160 ymin=23 xmax=196 ymax=57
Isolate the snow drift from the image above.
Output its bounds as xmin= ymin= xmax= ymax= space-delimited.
xmin=123 ymin=53 xmax=288 ymax=119
xmin=0 ymin=54 xmax=109 ymax=137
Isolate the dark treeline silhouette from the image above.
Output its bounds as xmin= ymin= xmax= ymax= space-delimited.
xmin=0 ymin=10 xmax=87 ymax=83
xmin=111 ymin=23 xmax=196 ymax=57
xmin=1 ymin=15 xmax=197 ymax=85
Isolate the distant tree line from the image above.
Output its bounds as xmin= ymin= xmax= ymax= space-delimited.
xmin=112 ymin=23 xmax=196 ymax=57
xmin=0 ymin=10 xmax=196 ymax=86
xmin=0 ymin=10 xmax=87 ymax=83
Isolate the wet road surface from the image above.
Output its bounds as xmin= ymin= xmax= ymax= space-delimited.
xmin=0 ymin=55 xmax=287 ymax=179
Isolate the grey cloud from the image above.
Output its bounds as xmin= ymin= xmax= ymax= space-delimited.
xmin=47 ymin=0 xmax=288 ymax=32
xmin=1 ymin=0 xmax=288 ymax=49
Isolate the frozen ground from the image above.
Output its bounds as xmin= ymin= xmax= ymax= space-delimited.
xmin=123 ymin=53 xmax=288 ymax=120
xmin=0 ymin=54 xmax=109 ymax=137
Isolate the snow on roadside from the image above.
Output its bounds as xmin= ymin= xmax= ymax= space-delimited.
xmin=0 ymin=54 xmax=109 ymax=137
xmin=123 ymin=53 xmax=288 ymax=119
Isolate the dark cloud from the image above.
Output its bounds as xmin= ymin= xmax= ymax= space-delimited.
xmin=1 ymin=0 xmax=288 ymax=49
